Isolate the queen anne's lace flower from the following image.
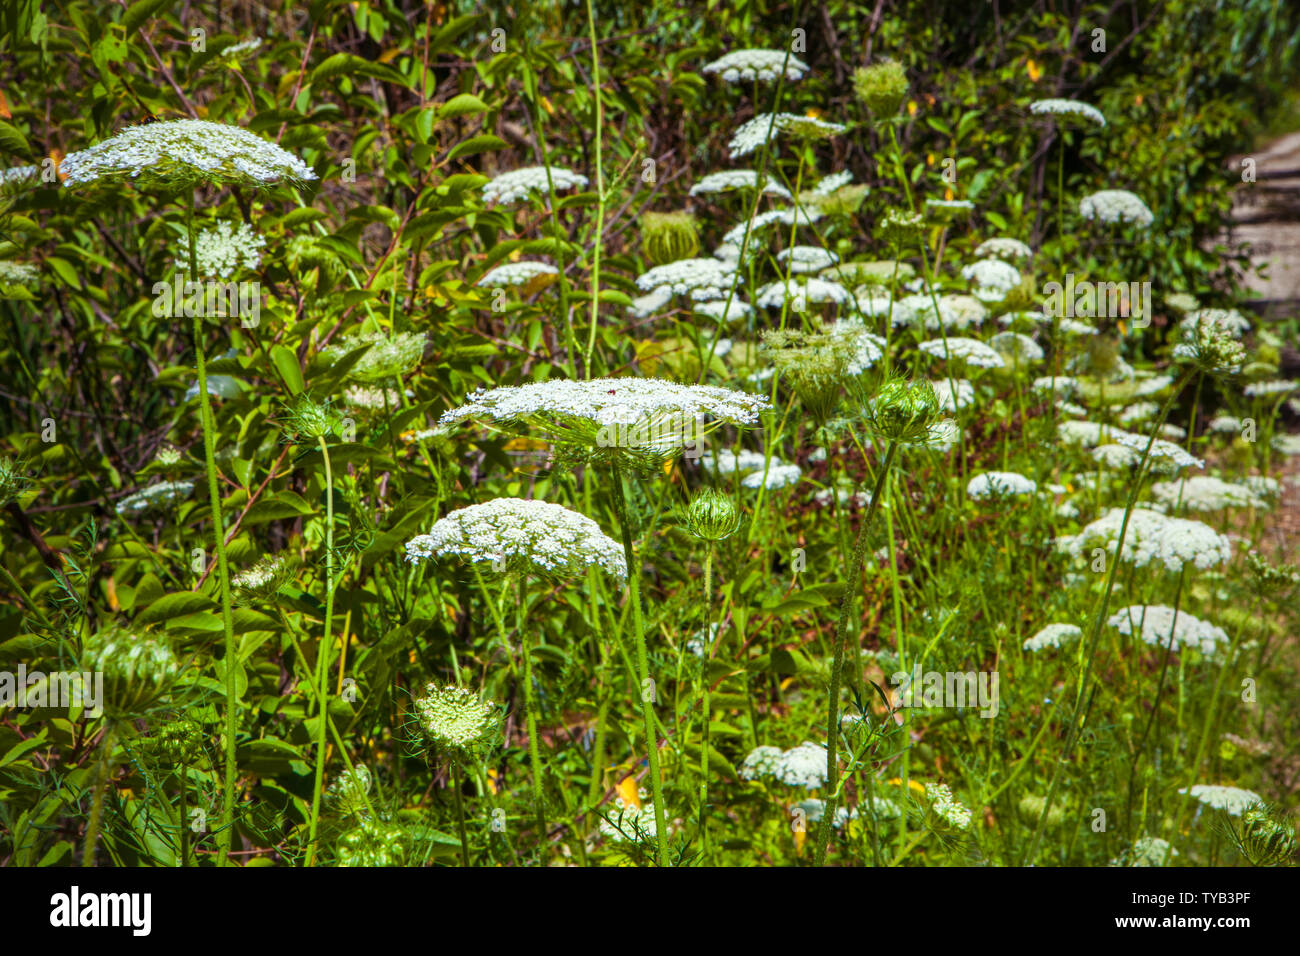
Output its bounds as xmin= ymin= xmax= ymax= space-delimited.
xmin=918 ymin=336 xmax=1005 ymax=368
xmin=930 ymin=378 xmax=975 ymax=412
xmin=636 ymin=257 xmax=736 ymax=298
xmin=414 ymin=683 xmax=501 ymax=757
xmin=187 ymin=220 xmax=265 ymax=279
xmin=1079 ymin=189 xmax=1153 ymax=227
xmin=1111 ymin=432 xmax=1204 ymax=471
xmin=825 ymin=319 xmax=885 ymax=373
xmin=755 ymin=277 xmax=851 ymax=308
xmin=990 ymin=331 xmax=1044 ymax=364
xmin=729 ymin=112 xmax=846 ymax=158
xmin=689 ymin=169 xmax=793 ymax=200
xmin=1112 ymin=837 xmax=1179 ymax=867
xmin=721 ymin=206 xmax=823 ymax=246
xmin=974 ymin=237 xmax=1033 ymax=262
xmin=892 ymin=293 xmax=988 ymax=331
xmin=1029 ymin=98 xmax=1106 ymax=127
xmin=1059 ymin=420 xmax=1131 ymax=447
xmin=1056 ymin=507 xmax=1231 ymax=572
xmin=967 ymin=471 xmax=1036 ymax=499
xmin=1093 ymin=443 xmax=1140 ymax=468
xmin=811 ymin=170 xmax=854 ymax=196
xmin=1024 ymin=623 xmax=1082 ymax=652
xmin=702 ymin=49 xmax=810 ymax=83
xmin=600 ymin=796 xmax=659 ymax=841
xmin=1243 ymin=379 xmax=1298 ymax=398
xmin=740 ymin=745 xmax=784 ymax=780
xmin=1207 ymin=415 xmax=1242 ymax=434
xmin=776 ymin=246 xmax=839 ymax=273
xmin=1034 ymin=375 xmax=1078 ymax=396
xmin=1179 ymin=784 xmax=1263 ymax=816
xmin=925 ymin=782 xmax=973 ymax=829
xmin=1150 ymin=475 xmax=1268 ymax=511
xmin=60 ymin=119 xmax=316 ymax=188
xmin=481 ymin=165 xmax=588 ymax=205
xmin=404 ymin=498 xmax=626 ymax=579
xmin=628 ymin=289 xmax=673 ymax=319
xmin=1109 ymin=605 xmax=1230 ymax=654
xmin=478 ymin=261 xmax=558 ymax=288
xmin=962 ymin=257 xmax=1021 ymax=301
xmin=1180 ymin=308 xmax=1251 ymax=338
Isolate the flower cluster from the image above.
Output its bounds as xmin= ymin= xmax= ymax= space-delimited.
xmin=481 ymin=165 xmax=588 ymax=205
xmin=1108 ymin=605 xmax=1230 ymax=654
xmin=187 ymin=220 xmax=266 ymax=279
xmin=1179 ymin=784 xmax=1263 ymax=816
xmin=413 ymin=683 xmax=502 ymax=759
xmin=1028 ymin=98 xmax=1106 ymax=127
xmin=636 ymin=257 xmax=737 ymax=299
xmin=974 ymin=237 xmax=1033 ymax=262
xmin=689 ymin=169 xmax=793 ymax=200
xmin=967 ymin=471 xmax=1037 ymax=499
xmin=1023 ymin=623 xmax=1082 ymax=653
xmin=1150 ymin=475 xmax=1269 ymax=511
xmin=115 ymin=480 xmax=194 ymax=518
xmin=702 ymin=49 xmax=810 ymax=83
xmin=1056 ymin=507 xmax=1232 ymax=572
xmin=728 ymin=112 xmax=846 ymax=158
xmin=478 ymin=261 xmax=558 ymax=288
xmin=1078 ymin=189 xmax=1154 ymax=228
xmin=924 ymin=782 xmax=973 ymax=830
xmin=918 ymin=336 xmax=1005 ymax=368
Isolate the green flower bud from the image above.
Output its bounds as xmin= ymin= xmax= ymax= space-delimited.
xmin=878 ymin=209 xmax=925 ymax=248
xmin=853 ymin=60 xmax=908 ymax=116
xmin=640 ymin=211 xmax=700 ymax=266
xmin=81 ymin=628 xmax=179 ymax=718
xmin=684 ymin=487 xmax=741 ymax=542
xmin=1239 ymin=804 xmax=1296 ymax=866
xmin=149 ymin=717 xmax=203 ymax=764
xmin=864 ymin=378 xmax=945 ymax=444
xmin=281 ymin=395 xmax=343 ymax=443
xmin=326 ymin=765 xmax=374 ymax=818
xmin=1017 ymin=793 xmax=1064 ymax=828
xmin=336 ymin=820 xmax=412 ymax=866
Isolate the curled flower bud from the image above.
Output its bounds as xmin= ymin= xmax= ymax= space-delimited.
xmin=684 ymin=487 xmax=742 ymax=541
xmin=326 ymin=766 xmax=374 ymax=818
xmin=861 ymin=378 xmax=947 ymax=445
xmin=81 ymin=629 xmax=180 ymax=718
xmin=1238 ymin=803 xmax=1296 ymax=866
xmin=640 ymin=211 xmax=701 ymax=266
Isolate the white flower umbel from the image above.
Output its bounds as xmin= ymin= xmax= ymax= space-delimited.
xmin=930 ymin=378 xmax=975 ymax=412
xmin=918 ymin=336 xmax=1005 ymax=369
xmin=1056 ymin=507 xmax=1231 ymax=572
xmin=1024 ymin=623 xmax=1082 ymax=653
xmin=1093 ymin=443 xmax=1140 ymax=468
xmin=694 ymin=297 xmax=753 ymax=322
xmin=689 ymin=169 xmax=793 ymax=201
xmin=1150 ymin=475 xmax=1269 ymax=511
xmin=478 ymin=261 xmax=558 ymax=288
xmin=740 ymin=745 xmax=784 ymax=780
xmin=1079 ymin=189 xmax=1154 ymax=228
xmin=599 ymin=796 xmax=659 ymax=841
xmin=481 ymin=165 xmax=588 ymax=205
xmin=755 ymin=277 xmax=851 ymax=308
xmin=721 ymin=206 xmax=823 ymax=246
xmin=1243 ymin=379 xmax=1298 ymax=398
xmin=826 ymin=319 xmax=886 ymax=373
xmin=404 ymin=498 xmax=626 ymax=579
xmin=967 ymin=471 xmax=1037 ymax=499
xmin=441 ymin=376 xmax=769 ymax=464
xmin=1111 ymin=431 xmax=1204 ymax=471
xmin=776 ymin=742 xmax=829 ymax=788
xmin=414 ymin=683 xmax=500 ymax=758
xmin=1058 ymin=420 xmax=1132 ymax=447
xmin=925 ymin=782 xmax=973 ymax=829
xmin=1178 ymin=784 xmax=1263 ymax=816
xmin=990 ymin=331 xmax=1044 ymax=365
xmin=635 ymin=257 xmax=737 ymax=299
xmin=1029 ymin=98 xmax=1106 ymax=127
xmin=322 ymin=329 xmax=425 ymax=383
xmin=1109 ymin=605 xmax=1230 ymax=655
xmin=1180 ymin=308 xmax=1251 ymax=338
xmin=184 ymin=219 xmax=265 ymax=279
xmin=742 ymin=462 xmax=802 ymax=489
xmin=961 ymin=257 xmax=1021 ymax=301
xmin=60 ymin=119 xmax=316 ymax=189
xmin=628 ymin=289 xmax=673 ymax=319
xmin=1133 ymin=375 xmax=1175 ymax=397
xmin=728 ymin=112 xmax=846 ymax=158
xmin=1207 ymin=415 xmax=1243 ymax=434
xmin=776 ymin=245 xmax=839 ymax=273
xmin=702 ymin=49 xmax=810 ymax=83
xmin=1034 ymin=375 xmax=1078 ymax=396
xmin=974 ymin=237 xmax=1033 ymax=262
xmin=811 ymin=170 xmax=854 ymax=196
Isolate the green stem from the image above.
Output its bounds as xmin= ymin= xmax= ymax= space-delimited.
xmin=609 ymin=462 xmax=668 ymax=866
xmin=305 ymin=435 xmax=336 ymax=866
xmin=80 ymin=725 xmax=114 ymax=867
xmin=814 ymin=441 xmax=898 ymax=867
xmin=518 ymin=576 xmax=550 ymax=862
xmin=698 ymin=546 xmax=714 ymax=864
xmin=582 ymin=0 xmax=606 ymax=376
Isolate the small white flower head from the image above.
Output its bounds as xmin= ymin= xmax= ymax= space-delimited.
xmin=1034 ymin=375 xmax=1078 ymax=396
xmin=756 ymin=276 xmax=851 ymax=308
xmin=1 ymin=165 xmax=39 ymax=189
xmin=1023 ymin=623 xmax=1082 ymax=652
xmin=1273 ymin=433 xmax=1300 ymax=456
xmin=1112 ymin=836 xmax=1179 ymax=867
xmin=60 ymin=119 xmax=316 ymax=190
xmin=892 ymin=294 xmax=988 ymax=331
xmin=1174 ymin=319 xmax=1246 ymax=376
xmin=344 ymin=385 xmax=401 ymax=411
xmin=1111 ymin=431 xmax=1204 ymax=472
xmin=221 ymin=37 xmax=264 ymax=59
xmin=974 ymin=237 xmax=1033 ymax=262
xmin=689 ymin=169 xmax=793 ymax=200
xmin=322 ymin=329 xmax=426 ymax=383
xmin=918 ymin=336 xmax=1005 ymax=369
xmin=440 ymin=377 xmax=769 ymax=469
xmin=721 ymin=206 xmax=824 ymax=246
xmin=477 ymin=261 xmax=558 ymax=288
xmin=1207 ymin=415 xmax=1242 ymax=434
xmin=741 ymin=462 xmax=802 ymax=489
xmin=1058 ymin=419 xmax=1129 ymax=447
xmin=795 ymin=798 xmax=857 ymax=829
xmin=232 ymin=554 xmax=294 ymax=602
xmin=1079 ymin=189 xmax=1154 ymax=228
xmin=599 ymin=796 xmax=659 ymax=842
xmin=636 ymin=257 xmax=737 ymax=299
xmin=776 ymin=245 xmax=839 ymax=273
xmin=1132 ymin=374 xmax=1176 ymax=398
xmin=404 ymin=497 xmax=627 ymax=580
xmin=1109 ymin=605 xmax=1230 ymax=655
xmin=1180 ymin=308 xmax=1251 ymax=338
xmin=1056 ymin=507 xmax=1231 ymax=573
xmin=1028 ymin=98 xmax=1107 ymax=127
xmin=924 ymin=198 xmax=974 ymax=221
xmin=702 ymin=49 xmax=810 ymax=83
xmin=930 ymin=378 xmax=975 ymax=412
xmin=826 ymin=319 xmax=886 ymax=373
xmin=414 ymin=683 xmax=502 ymax=760
xmin=811 ymin=170 xmax=854 ymax=196
xmin=115 ymin=479 xmax=195 ymax=518
xmin=962 ymin=257 xmax=1021 ymax=301
xmin=1150 ymin=475 xmax=1268 ymax=512
xmin=1057 ymin=318 xmax=1100 ymax=336
xmin=1243 ymin=379 xmax=1298 ymax=398
xmin=775 ymin=742 xmax=829 ymax=788
xmin=0 ymin=260 xmax=40 ymax=286
xmin=924 ymin=782 xmax=973 ymax=830
xmin=740 ymin=745 xmax=785 ymax=780
xmin=182 ymin=220 xmax=266 ymax=280
xmin=693 ymin=297 xmax=753 ymax=322
xmin=967 ymin=471 xmax=1036 ymax=499
xmin=728 ymin=112 xmax=846 ymax=159
xmin=1093 ymin=443 xmax=1140 ymax=468
xmin=628 ymin=289 xmax=674 ymax=319
xmin=990 ymin=331 xmax=1044 ymax=366
xmin=481 ymin=165 xmax=588 ymax=205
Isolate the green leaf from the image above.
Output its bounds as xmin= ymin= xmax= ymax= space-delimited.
xmin=446 ymin=134 xmax=507 ymax=162
xmin=0 ymin=731 xmax=48 ymax=769
xmin=438 ymin=93 xmax=489 ymax=118
xmin=270 ymin=344 xmax=304 ymax=395
xmin=309 ymin=53 xmax=406 ymax=88
xmin=122 ymin=0 xmax=171 ymax=34
xmin=0 ymin=121 xmax=31 ymax=159
xmin=136 ymin=591 xmax=218 ymax=626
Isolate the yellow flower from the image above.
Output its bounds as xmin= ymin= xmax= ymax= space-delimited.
xmin=1027 ymin=58 xmax=1041 ymax=82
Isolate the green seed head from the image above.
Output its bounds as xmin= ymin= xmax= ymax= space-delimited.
xmin=1239 ymin=804 xmax=1296 ymax=866
xmin=684 ymin=487 xmax=742 ymax=542
xmin=853 ymin=59 xmax=909 ymax=116
xmin=865 ymin=378 xmax=944 ymax=444
xmin=149 ymin=717 xmax=203 ymax=764
xmin=640 ymin=211 xmax=701 ymax=266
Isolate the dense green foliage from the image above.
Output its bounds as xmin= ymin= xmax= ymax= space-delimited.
xmin=1 ymin=0 xmax=1298 ymax=868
